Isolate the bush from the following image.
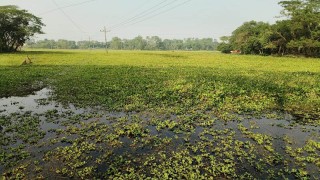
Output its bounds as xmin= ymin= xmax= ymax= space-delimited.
xmin=217 ymin=43 xmax=233 ymax=54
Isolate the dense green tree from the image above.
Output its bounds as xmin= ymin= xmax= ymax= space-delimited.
xmin=91 ymin=41 xmax=105 ymax=49
xmin=184 ymin=38 xmax=197 ymax=50
xmin=31 ymin=39 xmax=56 ymax=49
xmin=265 ymin=20 xmax=293 ymax=55
xmin=217 ymin=36 xmax=233 ymax=53
xmin=77 ymin=40 xmax=91 ymax=49
xmin=161 ymin=39 xmax=184 ymax=50
xmin=279 ymin=0 xmax=320 ymax=56
xmin=217 ymin=42 xmax=233 ymax=53
xmin=132 ymin=36 xmax=146 ymax=50
xmin=0 ymin=5 xmax=44 ymax=52
xmin=229 ymin=21 xmax=271 ymax=54
xmin=56 ymin=39 xmax=77 ymax=49
xmin=110 ymin=37 xmax=123 ymax=50
xmin=219 ymin=0 xmax=320 ymax=57
xmin=200 ymin=38 xmax=216 ymax=50
xmin=146 ymin=36 xmax=163 ymax=50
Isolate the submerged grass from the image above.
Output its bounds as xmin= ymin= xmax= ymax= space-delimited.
xmin=0 ymin=50 xmax=320 ymax=179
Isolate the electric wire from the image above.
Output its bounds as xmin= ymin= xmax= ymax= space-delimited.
xmin=111 ymin=0 xmax=193 ymax=31
xmin=114 ymin=0 xmax=155 ymax=23
xmin=40 ymin=0 xmax=98 ymax=15
xmin=129 ymin=0 xmax=193 ymax=26
xmin=51 ymin=0 xmax=87 ymax=34
xmin=41 ymin=0 xmax=193 ymax=40
xmin=108 ymin=0 xmax=177 ymax=30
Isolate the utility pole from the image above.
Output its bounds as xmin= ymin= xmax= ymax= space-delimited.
xmin=100 ymin=26 xmax=110 ymax=53
xmin=88 ymin=36 xmax=91 ymax=49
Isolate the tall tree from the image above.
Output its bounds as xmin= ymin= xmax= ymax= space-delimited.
xmin=146 ymin=36 xmax=162 ymax=50
xmin=219 ymin=0 xmax=320 ymax=57
xmin=217 ymin=36 xmax=233 ymax=53
xmin=229 ymin=21 xmax=271 ymax=54
xmin=132 ymin=36 xmax=146 ymax=50
xmin=110 ymin=37 xmax=123 ymax=50
xmin=266 ymin=20 xmax=293 ymax=55
xmin=278 ymin=0 xmax=320 ymax=56
xmin=0 ymin=5 xmax=44 ymax=52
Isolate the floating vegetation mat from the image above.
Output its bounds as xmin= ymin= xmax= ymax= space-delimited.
xmin=0 ymin=88 xmax=319 ymax=179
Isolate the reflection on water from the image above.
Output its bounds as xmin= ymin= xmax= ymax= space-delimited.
xmin=0 ymin=88 xmax=94 ymax=116
xmin=0 ymin=88 xmax=319 ymax=178
xmin=0 ymin=88 xmax=54 ymax=115
xmin=0 ymin=87 xmax=319 ymax=150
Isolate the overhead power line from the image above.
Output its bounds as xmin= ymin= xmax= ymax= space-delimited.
xmin=109 ymin=0 xmax=177 ymax=30
xmin=111 ymin=0 xmax=193 ymax=31
xmin=129 ymin=0 xmax=193 ymax=26
xmin=40 ymin=0 xmax=98 ymax=15
xmin=52 ymin=0 xmax=87 ymax=34
xmin=114 ymin=0 xmax=155 ymax=23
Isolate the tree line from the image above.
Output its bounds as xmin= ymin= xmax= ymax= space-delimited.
xmin=2 ymin=0 xmax=319 ymax=56
xmin=26 ymin=36 xmax=219 ymax=51
xmin=1 ymin=5 xmax=219 ymax=52
xmin=218 ymin=0 xmax=320 ymax=57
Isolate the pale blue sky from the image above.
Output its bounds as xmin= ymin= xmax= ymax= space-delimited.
xmin=0 ymin=0 xmax=282 ymax=41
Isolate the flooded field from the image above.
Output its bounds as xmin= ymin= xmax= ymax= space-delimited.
xmin=1 ymin=87 xmax=319 ymax=179
xmin=1 ymin=50 xmax=320 ymax=179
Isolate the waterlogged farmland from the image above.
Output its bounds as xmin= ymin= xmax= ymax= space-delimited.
xmin=0 ymin=50 xmax=320 ymax=179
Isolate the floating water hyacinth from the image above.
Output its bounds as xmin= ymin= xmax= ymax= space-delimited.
xmin=0 ymin=50 xmax=319 ymax=179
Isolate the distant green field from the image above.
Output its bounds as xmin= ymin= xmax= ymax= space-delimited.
xmin=0 ymin=50 xmax=319 ymax=179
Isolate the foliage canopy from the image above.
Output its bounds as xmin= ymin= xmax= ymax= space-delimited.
xmin=0 ymin=5 xmax=44 ymax=52
xmin=220 ymin=0 xmax=320 ymax=57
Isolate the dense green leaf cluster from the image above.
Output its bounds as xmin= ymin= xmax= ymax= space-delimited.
xmin=0 ymin=6 xmax=44 ymax=52
xmin=219 ymin=0 xmax=320 ymax=57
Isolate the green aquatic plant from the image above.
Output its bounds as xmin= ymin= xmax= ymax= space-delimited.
xmin=0 ymin=50 xmax=320 ymax=178
xmin=44 ymin=141 xmax=96 ymax=179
